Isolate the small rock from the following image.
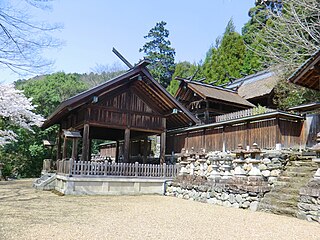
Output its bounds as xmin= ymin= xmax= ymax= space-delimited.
xmin=221 ymin=193 xmax=229 ymax=201
xmin=223 ymin=201 xmax=232 ymax=208
xmin=229 ymin=194 xmax=236 ymax=204
xmin=201 ymin=192 xmax=207 ymax=199
xmin=183 ymin=194 xmax=190 ymax=200
xmin=242 ymin=201 xmax=250 ymax=208
xmin=216 ymin=200 xmax=223 ymax=206
xmin=206 ymin=192 xmax=211 ymax=199
xmin=270 ymin=169 xmax=281 ymax=177
xmin=249 ymin=201 xmax=259 ymax=211
xmin=259 ymin=164 xmax=267 ymax=171
xmin=232 ymin=202 xmax=240 ymax=208
xmin=262 ymin=158 xmax=271 ymax=164
xmin=262 ymin=170 xmax=271 ymax=177
xmin=241 ymin=193 xmax=249 ymax=198
xmin=207 ymin=198 xmax=216 ymax=204
xmin=268 ymin=177 xmax=277 ymax=183
xmin=236 ymin=194 xmax=243 ymax=203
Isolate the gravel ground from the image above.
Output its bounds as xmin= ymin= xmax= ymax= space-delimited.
xmin=0 ymin=179 xmax=319 ymax=240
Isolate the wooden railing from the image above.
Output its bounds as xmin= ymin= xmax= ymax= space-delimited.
xmin=56 ymin=159 xmax=179 ymax=178
xmin=215 ymin=108 xmax=274 ymax=123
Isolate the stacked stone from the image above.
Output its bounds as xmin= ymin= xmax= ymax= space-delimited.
xmin=169 ymin=144 xmax=291 ymax=212
xmin=166 ymin=176 xmax=270 ymax=211
xmin=177 ymin=147 xmax=286 ymax=183
xmin=298 ymin=180 xmax=320 ymax=223
xmin=258 ymin=151 xmax=285 ymax=182
xmin=297 ymin=133 xmax=320 ymax=223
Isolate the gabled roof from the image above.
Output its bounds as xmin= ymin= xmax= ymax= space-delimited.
xmin=175 ymin=79 xmax=255 ymax=108
xmin=42 ymin=60 xmax=199 ymax=130
xmin=288 ymin=49 xmax=320 ymax=90
xmin=227 ymin=71 xmax=278 ymax=100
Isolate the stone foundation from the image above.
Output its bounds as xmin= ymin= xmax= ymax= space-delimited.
xmin=55 ymin=175 xmax=169 ymax=195
xmin=298 ymin=179 xmax=320 ymax=223
xmin=166 ymin=175 xmax=270 ymax=211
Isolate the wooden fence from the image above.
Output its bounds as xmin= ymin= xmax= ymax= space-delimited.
xmin=56 ymin=159 xmax=179 ymax=178
xmin=215 ymin=108 xmax=274 ymax=122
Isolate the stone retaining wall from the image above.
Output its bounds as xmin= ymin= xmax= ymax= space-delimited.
xmin=298 ymin=179 xmax=320 ymax=223
xmin=166 ymin=175 xmax=270 ymax=211
xmin=165 ymin=149 xmax=289 ymax=211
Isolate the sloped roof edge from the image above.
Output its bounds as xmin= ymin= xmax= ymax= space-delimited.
xmin=42 ymin=60 xmax=199 ymax=129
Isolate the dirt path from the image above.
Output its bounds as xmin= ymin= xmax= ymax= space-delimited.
xmin=0 ymin=179 xmax=319 ymax=240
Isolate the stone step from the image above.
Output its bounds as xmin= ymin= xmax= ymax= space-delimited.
xmin=287 ymin=159 xmax=316 ymax=167
xmin=280 ymin=171 xmax=314 ymax=178
xmin=271 ymin=186 xmax=300 ymax=195
xmin=284 ymin=166 xmax=317 ymax=173
xmin=273 ymin=181 xmax=308 ymax=189
xmin=259 ymin=198 xmax=298 ymax=210
xmin=263 ymin=192 xmax=299 ymax=202
xmin=286 ymin=160 xmax=317 ymax=167
xmin=258 ymin=202 xmax=297 ymax=217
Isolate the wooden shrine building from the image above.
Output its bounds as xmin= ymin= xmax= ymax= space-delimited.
xmin=42 ymin=60 xmax=198 ymax=164
xmin=227 ymin=70 xmax=279 ymax=108
xmin=175 ymin=78 xmax=255 ymax=124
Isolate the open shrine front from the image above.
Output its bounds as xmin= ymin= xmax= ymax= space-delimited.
xmin=57 ymin=125 xmax=166 ymax=164
xmin=43 ymin=60 xmax=197 ymax=175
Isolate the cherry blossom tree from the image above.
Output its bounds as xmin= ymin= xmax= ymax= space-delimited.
xmin=0 ymin=83 xmax=44 ymax=146
xmin=0 ymin=0 xmax=61 ymax=74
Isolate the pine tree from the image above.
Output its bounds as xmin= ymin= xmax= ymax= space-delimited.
xmin=202 ymin=19 xmax=246 ymax=85
xmin=140 ymin=21 xmax=176 ymax=88
xmin=167 ymin=61 xmax=203 ymax=95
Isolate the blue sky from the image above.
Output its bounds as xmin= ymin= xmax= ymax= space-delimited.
xmin=2 ymin=0 xmax=255 ymax=82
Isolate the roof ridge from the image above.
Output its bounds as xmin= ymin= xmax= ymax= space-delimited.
xmin=185 ymin=80 xmax=237 ymax=93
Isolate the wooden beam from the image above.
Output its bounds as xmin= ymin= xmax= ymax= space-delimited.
xmin=115 ymin=140 xmax=119 ymax=163
xmin=82 ymin=124 xmax=90 ymax=161
xmin=62 ymin=137 xmax=67 ymax=160
xmin=160 ymin=118 xmax=166 ymax=164
xmin=276 ymin=117 xmax=281 ymax=144
xmin=124 ymin=128 xmax=131 ymax=163
xmin=246 ymin=121 xmax=250 ymax=147
xmin=142 ymin=136 xmax=148 ymax=164
xmin=56 ymin=126 xmax=62 ymax=160
xmin=71 ymin=138 xmax=78 ymax=160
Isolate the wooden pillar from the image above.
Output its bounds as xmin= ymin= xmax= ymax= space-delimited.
xmin=62 ymin=137 xmax=67 ymax=159
xmin=89 ymin=138 xmax=92 ymax=161
xmin=276 ymin=117 xmax=281 ymax=145
xmin=82 ymin=124 xmax=90 ymax=161
xmin=56 ymin=128 xmax=62 ymax=160
xmin=71 ymin=138 xmax=78 ymax=160
xmin=124 ymin=128 xmax=130 ymax=163
xmin=142 ymin=136 xmax=148 ymax=164
xmin=246 ymin=121 xmax=250 ymax=147
xmin=160 ymin=118 xmax=166 ymax=164
xmin=205 ymin=100 xmax=210 ymax=123
xmin=115 ymin=140 xmax=119 ymax=163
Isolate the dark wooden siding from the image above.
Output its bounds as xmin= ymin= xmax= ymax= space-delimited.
xmin=166 ymin=117 xmax=304 ymax=153
xmin=63 ymin=90 xmax=164 ymax=132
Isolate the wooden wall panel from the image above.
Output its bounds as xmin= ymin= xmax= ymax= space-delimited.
xmin=166 ymin=117 xmax=304 ymax=154
xmin=279 ymin=119 xmax=303 ymax=149
xmin=202 ymin=127 xmax=223 ymax=152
